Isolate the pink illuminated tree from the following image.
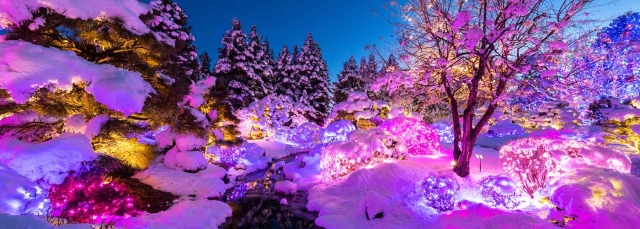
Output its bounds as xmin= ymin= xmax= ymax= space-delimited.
xmin=390 ymin=0 xmax=591 ymax=177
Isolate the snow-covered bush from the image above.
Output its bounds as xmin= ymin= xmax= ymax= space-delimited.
xmin=0 ymin=111 xmax=60 ymax=142
xmin=0 ymin=133 xmax=97 ymax=186
xmin=421 ymin=175 xmax=459 ymax=212
xmin=499 ymin=138 xmax=582 ymax=197
xmin=320 ymin=129 xmax=407 ymax=180
xmin=205 ymin=142 xmax=264 ymax=168
xmin=322 ymin=120 xmax=356 ymax=144
xmin=359 ymin=191 xmax=390 ymax=220
xmin=273 ymin=122 xmax=322 ymax=148
xmin=506 ymin=100 xmax=580 ymax=129
xmin=236 ymin=94 xmax=311 ymax=139
xmin=0 ymin=165 xmax=47 ymax=215
xmin=602 ymin=114 xmax=640 ymax=152
xmin=163 ymin=147 xmax=208 ymax=172
xmin=378 ymin=117 xmax=442 ymax=156
xmin=329 ymin=91 xmax=389 ymax=129
xmin=546 ymin=168 xmax=640 ymax=228
xmin=479 ymin=175 xmax=521 ymax=209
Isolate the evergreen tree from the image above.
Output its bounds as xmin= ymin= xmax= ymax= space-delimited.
xmin=359 ymin=56 xmax=369 ymax=83
xmin=382 ymin=54 xmax=400 ymax=73
xmin=199 ymin=52 xmax=212 ymax=76
xmin=274 ymin=45 xmax=298 ymax=100
xmin=247 ymin=25 xmax=270 ymax=99
xmin=333 ymin=56 xmax=364 ymax=103
xmin=214 ymin=18 xmax=263 ymax=109
xmin=261 ymin=39 xmax=277 ymax=93
xmin=296 ymin=33 xmax=331 ymax=124
xmin=366 ymin=53 xmax=379 ymax=84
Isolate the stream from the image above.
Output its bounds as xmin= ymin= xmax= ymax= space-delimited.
xmin=219 ymin=152 xmax=321 ymax=229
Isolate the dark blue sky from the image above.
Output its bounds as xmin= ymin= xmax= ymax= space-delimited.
xmin=173 ymin=0 xmax=393 ymax=81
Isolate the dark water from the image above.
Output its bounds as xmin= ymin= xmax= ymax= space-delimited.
xmin=220 ymin=152 xmax=321 ymax=229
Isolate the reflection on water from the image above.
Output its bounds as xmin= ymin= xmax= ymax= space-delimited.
xmin=220 ymin=152 xmax=320 ymax=229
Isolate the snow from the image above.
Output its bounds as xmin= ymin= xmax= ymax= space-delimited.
xmin=119 ymin=199 xmax=232 ymax=229
xmin=84 ymin=115 xmax=109 ymax=138
xmin=155 ymin=127 xmax=176 ymax=149
xmin=134 ymin=158 xmax=231 ymax=199
xmin=283 ymin=153 xmax=322 ymax=190
xmin=322 ymin=120 xmax=356 ymax=144
xmin=185 ymin=77 xmax=217 ymax=108
xmin=163 ymin=147 xmax=208 ymax=172
xmin=175 ymin=134 xmax=206 ymax=151
xmin=64 ymin=114 xmax=86 ymax=134
xmin=0 ymin=133 xmax=97 ymax=186
xmin=605 ymin=108 xmax=640 ymax=121
xmin=0 ymin=165 xmax=47 ymax=215
xmin=0 ymin=0 xmax=153 ymax=35
xmin=360 ymin=191 xmax=390 ymax=220
xmin=280 ymin=198 xmax=288 ymax=205
xmin=0 ymin=213 xmax=92 ymax=229
xmin=274 ymin=180 xmax=297 ymax=194
xmin=545 ymin=168 xmax=640 ymax=228
xmin=0 ymin=41 xmax=155 ymax=116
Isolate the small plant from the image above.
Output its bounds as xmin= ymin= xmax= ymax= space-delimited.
xmin=421 ymin=175 xmax=459 ymax=212
xmin=479 ymin=175 xmax=522 ymax=209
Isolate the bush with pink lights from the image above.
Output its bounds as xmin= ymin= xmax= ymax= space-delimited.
xmin=499 ymin=138 xmax=582 ymax=198
xmin=320 ymin=129 xmax=407 ymax=180
xmin=479 ymin=175 xmax=522 ymax=209
xmin=421 ymin=175 xmax=459 ymax=212
xmin=48 ymin=172 xmax=137 ymax=223
xmin=378 ymin=117 xmax=442 ymax=156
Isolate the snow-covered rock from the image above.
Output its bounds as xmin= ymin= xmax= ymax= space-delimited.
xmin=0 ymin=133 xmax=97 ymax=186
xmin=163 ymin=147 xmax=208 ymax=172
xmin=274 ymin=180 xmax=297 ymax=194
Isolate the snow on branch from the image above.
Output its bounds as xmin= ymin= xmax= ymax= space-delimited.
xmin=0 ymin=41 xmax=155 ymax=116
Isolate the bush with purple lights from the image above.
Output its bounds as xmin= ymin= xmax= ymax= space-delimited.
xmin=499 ymin=137 xmax=583 ymax=197
xmin=421 ymin=175 xmax=459 ymax=212
xmin=48 ymin=172 xmax=137 ymax=223
xmin=479 ymin=174 xmax=521 ymax=209
xmin=378 ymin=117 xmax=442 ymax=156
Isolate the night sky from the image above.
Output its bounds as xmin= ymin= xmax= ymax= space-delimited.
xmin=2 ymin=0 xmax=638 ymax=81
xmin=173 ymin=0 xmax=392 ymax=81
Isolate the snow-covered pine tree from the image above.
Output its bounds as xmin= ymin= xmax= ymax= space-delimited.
xmin=214 ymin=18 xmax=263 ymax=109
xmin=382 ymin=54 xmax=399 ymax=73
xmin=199 ymin=51 xmax=213 ymax=76
xmin=296 ymin=33 xmax=331 ymax=124
xmin=0 ymin=1 xmax=198 ymax=169
xmin=359 ymin=56 xmax=369 ymax=85
xmin=261 ymin=39 xmax=277 ymax=93
xmin=274 ymin=45 xmax=299 ymax=100
xmin=247 ymin=25 xmax=270 ymax=99
xmin=366 ymin=53 xmax=379 ymax=84
xmin=333 ymin=56 xmax=365 ymax=103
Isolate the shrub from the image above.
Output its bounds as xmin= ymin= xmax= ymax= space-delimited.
xmin=378 ymin=117 xmax=442 ymax=156
xmin=479 ymin=175 xmax=521 ymax=209
xmin=421 ymin=175 xmax=459 ymax=212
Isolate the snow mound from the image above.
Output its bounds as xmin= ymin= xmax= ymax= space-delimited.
xmin=174 ymin=134 xmax=206 ymax=151
xmin=85 ymin=115 xmax=109 ymax=138
xmin=163 ymin=148 xmax=208 ymax=172
xmin=120 ymin=199 xmax=232 ymax=229
xmin=322 ymin=120 xmax=356 ymax=144
xmin=0 ymin=165 xmax=47 ymax=215
xmin=0 ymin=0 xmax=153 ymax=35
xmin=155 ymin=127 xmax=176 ymax=149
xmin=0 ymin=41 xmax=155 ymax=116
xmin=274 ymin=180 xmax=297 ymax=194
xmin=433 ymin=202 xmax=553 ymax=229
xmin=360 ymin=191 xmax=390 ymax=220
xmin=558 ymin=145 xmax=631 ymax=173
xmin=134 ymin=159 xmax=231 ymax=198
xmin=546 ymin=168 xmax=640 ymax=228
xmin=0 ymin=213 xmax=93 ymax=229
xmin=283 ymin=153 xmax=322 ymax=191
xmin=0 ymin=133 xmax=97 ymax=186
